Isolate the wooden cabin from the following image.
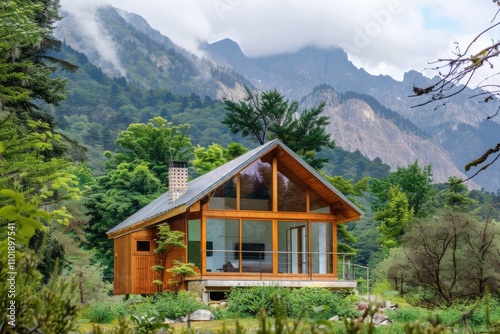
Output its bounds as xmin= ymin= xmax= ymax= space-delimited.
xmin=107 ymin=139 xmax=363 ymax=301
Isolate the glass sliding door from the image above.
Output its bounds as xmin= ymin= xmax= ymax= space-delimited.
xmin=278 ymin=221 xmax=308 ymax=274
xmin=240 ymin=220 xmax=273 ymax=273
xmin=310 ymin=222 xmax=333 ymax=274
xmin=205 ymin=219 xmax=239 ymax=273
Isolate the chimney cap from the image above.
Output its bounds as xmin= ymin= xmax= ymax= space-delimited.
xmin=170 ymin=160 xmax=188 ymax=168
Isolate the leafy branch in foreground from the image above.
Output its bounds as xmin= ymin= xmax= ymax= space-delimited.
xmin=410 ymin=4 xmax=500 ymax=178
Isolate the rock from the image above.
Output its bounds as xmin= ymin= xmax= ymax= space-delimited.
xmin=176 ymin=316 xmax=187 ymax=323
xmin=329 ymin=315 xmax=340 ymax=321
xmin=373 ymin=314 xmax=392 ymax=326
xmin=188 ymin=309 xmax=215 ymax=321
xmin=164 ymin=318 xmax=175 ymax=324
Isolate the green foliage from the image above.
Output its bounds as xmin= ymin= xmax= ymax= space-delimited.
xmin=0 ymin=116 xmax=81 ymax=206
xmin=440 ymin=176 xmax=478 ymax=211
xmin=152 ymin=290 xmax=209 ymax=320
xmin=375 ymin=186 xmax=413 ymax=249
xmin=222 ymin=88 xmax=334 ymax=169
xmin=193 ymin=142 xmax=248 ymax=175
xmin=371 ymin=161 xmax=437 ymax=218
xmin=166 ymin=260 xmax=197 ymax=293
xmin=0 ymin=189 xmax=48 ymax=248
xmin=154 ymin=224 xmax=186 ymax=254
xmin=287 ymin=288 xmax=357 ymax=320
xmin=107 ymin=116 xmax=193 ymax=182
xmin=130 ymin=310 xmax=169 ymax=334
xmin=227 ymin=286 xmax=289 ymax=317
xmin=0 ymin=254 xmax=80 ymax=333
xmin=86 ymin=302 xmax=117 ymax=324
xmin=226 ymin=287 xmax=356 ymax=320
xmin=325 ymin=174 xmax=369 ymax=253
xmin=86 ymin=162 xmax=163 ymax=277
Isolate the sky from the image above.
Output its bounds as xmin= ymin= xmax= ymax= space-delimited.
xmin=59 ymin=0 xmax=499 ymax=81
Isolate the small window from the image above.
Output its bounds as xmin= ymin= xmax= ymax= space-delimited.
xmin=136 ymin=240 xmax=151 ymax=252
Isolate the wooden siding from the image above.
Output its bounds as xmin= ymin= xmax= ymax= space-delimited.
xmin=113 ymin=234 xmax=131 ymax=294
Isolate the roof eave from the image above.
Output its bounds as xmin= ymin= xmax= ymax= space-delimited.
xmin=107 ymin=204 xmax=187 ymax=239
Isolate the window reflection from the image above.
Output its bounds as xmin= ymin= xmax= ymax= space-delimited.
xmin=240 ymin=159 xmax=272 ymax=211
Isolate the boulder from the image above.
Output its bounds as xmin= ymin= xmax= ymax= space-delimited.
xmin=329 ymin=315 xmax=340 ymax=322
xmin=373 ymin=314 xmax=392 ymax=326
xmin=176 ymin=316 xmax=187 ymax=323
xmin=188 ymin=309 xmax=215 ymax=321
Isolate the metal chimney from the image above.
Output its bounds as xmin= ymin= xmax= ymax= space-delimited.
xmin=168 ymin=161 xmax=188 ymax=203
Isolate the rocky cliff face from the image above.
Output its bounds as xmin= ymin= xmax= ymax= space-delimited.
xmin=301 ymin=88 xmax=479 ymax=188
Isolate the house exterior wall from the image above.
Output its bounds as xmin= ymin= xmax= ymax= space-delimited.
xmin=113 ymin=233 xmax=132 ymax=295
xmin=114 ymin=228 xmax=158 ymax=295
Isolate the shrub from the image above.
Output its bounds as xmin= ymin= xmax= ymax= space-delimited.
xmin=226 ymin=286 xmax=290 ymax=317
xmin=153 ymin=290 xmax=208 ymax=320
xmin=87 ymin=302 xmax=116 ymax=324
xmin=226 ymin=287 xmax=357 ymax=320
xmin=287 ymin=288 xmax=357 ymax=320
xmin=385 ymin=307 xmax=429 ymax=323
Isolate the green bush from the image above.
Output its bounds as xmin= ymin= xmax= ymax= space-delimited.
xmin=87 ymin=302 xmax=116 ymax=324
xmin=287 ymin=288 xmax=357 ymax=320
xmin=226 ymin=286 xmax=290 ymax=317
xmin=153 ymin=290 xmax=209 ymax=320
xmin=386 ymin=307 xmax=430 ymax=323
xmin=226 ymin=287 xmax=357 ymax=320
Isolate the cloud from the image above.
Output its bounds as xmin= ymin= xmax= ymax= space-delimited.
xmin=60 ymin=0 xmax=499 ymax=81
xmin=59 ymin=0 xmax=126 ymax=77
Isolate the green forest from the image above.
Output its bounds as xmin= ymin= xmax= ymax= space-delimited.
xmin=1 ymin=1 xmax=500 ymax=333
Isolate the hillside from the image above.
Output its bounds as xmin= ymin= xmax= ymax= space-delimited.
xmin=301 ymin=85 xmax=476 ymax=186
xmin=55 ymin=6 xmax=251 ymax=100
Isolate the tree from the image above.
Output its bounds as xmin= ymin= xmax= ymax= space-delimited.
xmin=152 ymin=224 xmax=196 ymax=294
xmin=411 ymin=2 xmax=500 ymax=178
xmin=375 ymin=186 xmax=413 ymax=249
xmin=105 ymin=116 xmax=193 ymax=183
xmin=0 ymin=189 xmax=80 ymax=333
xmin=441 ymin=176 xmax=478 ymax=211
xmin=222 ymin=88 xmax=335 ymax=169
xmin=192 ymin=142 xmax=248 ymax=175
xmin=371 ymin=161 xmax=437 ymax=218
xmin=400 ymin=211 xmax=500 ymax=307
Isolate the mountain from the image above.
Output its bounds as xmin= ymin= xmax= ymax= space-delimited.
xmin=55 ymin=6 xmax=251 ymax=101
xmin=205 ymin=39 xmax=499 ymax=191
xmin=301 ymin=85 xmax=476 ymax=186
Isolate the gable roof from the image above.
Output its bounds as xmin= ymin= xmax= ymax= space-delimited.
xmin=107 ymin=139 xmax=363 ymax=238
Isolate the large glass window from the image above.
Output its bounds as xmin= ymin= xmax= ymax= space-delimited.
xmin=277 ymin=221 xmax=308 ymax=274
xmin=310 ymin=222 xmax=333 ymax=274
xmin=206 ymin=219 xmax=239 ymax=273
xmin=310 ymin=190 xmax=330 ymax=213
xmin=187 ymin=219 xmax=201 ymax=268
xmin=209 ymin=177 xmax=237 ymax=210
xmin=277 ymin=162 xmax=306 ymax=212
xmin=240 ymin=159 xmax=272 ymax=211
xmin=240 ymin=220 xmax=273 ymax=273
